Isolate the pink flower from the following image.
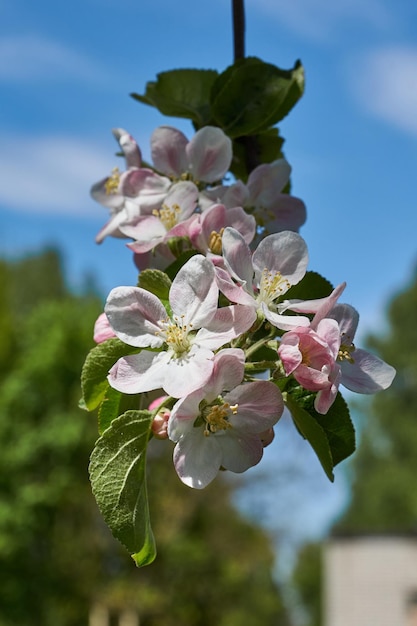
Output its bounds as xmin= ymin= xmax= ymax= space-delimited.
xmin=217 ymin=227 xmax=310 ymax=330
xmin=105 ymin=255 xmax=256 ymax=398
xmin=90 ymin=128 xmax=144 ymax=243
xmin=168 ymin=349 xmax=284 ymax=488
xmin=278 ymin=319 xmax=342 ymax=414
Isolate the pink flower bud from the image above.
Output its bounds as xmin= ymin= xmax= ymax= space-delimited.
xmin=93 ymin=313 xmax=116 ymax=344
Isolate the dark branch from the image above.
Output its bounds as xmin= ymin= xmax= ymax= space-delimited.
xmin=232 ymin=0 xmax=245 ymax=61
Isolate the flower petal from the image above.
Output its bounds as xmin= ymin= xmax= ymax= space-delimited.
xmin=226 ymin=381 xmax=283 ymax=432
xmin=169 ymin=255 xmax=218 ymax=327
xmin=173 ymin=429 xmax=222 ymax=489
xmin=197 ymin=305 xmax=256 ymax=350
xmin=108 ymin=350 xmax=170 ymax=394
xmin=187 ymin=126 xmax=232 ymax=183
xmin=253 ymin=230 xmax=308 ymax=286
xmin=151 ymin=126 xmax=188 ymax=177
xmin=218 ymin=432 xmax=264 ymax=473
xmin=105 ymin=286 xmax=166 ymax=347
xmin=341 ymin=349 xmax=396 ymax=394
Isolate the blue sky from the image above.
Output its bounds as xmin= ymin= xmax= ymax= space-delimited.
xmin=2 ymin=0 xmax=417 ymax=559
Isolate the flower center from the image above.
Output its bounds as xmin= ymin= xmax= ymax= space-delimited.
xmin=105 ymin=167 xmax=121 ymax=195
xmin=208 ymin=228 xmax=224 ymax=255
xmin=201 ymin=400 xmax=238 ymax=436
xmin=258 ymin=268 xmax=291 ymax=305
xmin=158 ymin=315 xmax=192 ymax=357
xmin=338 ymin=342 xmax=355 ymax=364
xmin=153 ymin=202 xmax=181 ymax=230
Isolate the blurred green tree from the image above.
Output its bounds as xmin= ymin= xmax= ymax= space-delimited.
xmin=0 ymin=249 xmax=291 ymax=626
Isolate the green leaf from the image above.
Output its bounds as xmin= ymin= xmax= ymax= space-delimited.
xmin=97 ymin=386 xmax=122 ymax=434
xmin=307 ymin=393 xmax=356 ymax=466
xmin=80 ymin=338 xmax=140 ymax=412
xmin=211 ymin=57 xmax=304 ymax=138
xmin=138 ymin=269 xmax=171 ymax=301
xmin=89 ymin=410 xmax=156 ymax=567
xmin=285 ymin=393 xmax=335 ymax=481
xmin=285 ymin=271 xmax=334 ymax=302
xmin=131 ymin=69 xmax=219 ymax=128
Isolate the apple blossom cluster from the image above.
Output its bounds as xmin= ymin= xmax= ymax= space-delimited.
xmin=88 ymin=124 xmax=396 ymax=491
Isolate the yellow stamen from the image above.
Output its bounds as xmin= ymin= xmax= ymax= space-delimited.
xmin=259 ymin=268 xmax=291 ymax=304
xmin=208 ymin=228 xmax=225 ymax=255
xmin=203 ymin=402 xmax=238 ymax=436
xmin=104 ymin=167 xmax=120 ymax=195
xmin=153 ymin=202 xmax=181 ymax=230
xmin=157 ymin=315 xmax=192 ymax=357
xmin=338 ymin=343 xmax=355 ymax=364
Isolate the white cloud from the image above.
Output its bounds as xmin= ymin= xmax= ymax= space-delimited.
xmin=250 ymin=0 xmax=395 ymax=41
xmin=349 ymin=45 xmax=417 ymax=137
xmin=0 ymin=134 xmax=117 ymax=216
xmin=0 ymin=35 xmax=107 ymax=83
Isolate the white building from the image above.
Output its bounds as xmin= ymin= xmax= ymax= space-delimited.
xmin=324 ymin=534 xmax=417 ymax=626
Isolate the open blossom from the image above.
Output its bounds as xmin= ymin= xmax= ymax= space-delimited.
xmin=105 ymin=254 xmax=256 ymax=398
xmin=329 ymin=303 xmax=396 ymax=394
xmin=168 ymin=348 xmax=284 ymax=488
xmin=119 ymin=181 xmax=198 ymax=253
xmin=278 ymin=319 xmax=342 ymax=414
xmin=151 ymin=125 xmax=232 ymax=183
xmin=278 ymin=298 xmax=396 ymax=414
xmin=216 ymin=226 xmax=310 ymax=330
xmin=200 ymin=158 xmax=306 ymax=233
xmin=90 ymin=128 xmax=144 ymax=243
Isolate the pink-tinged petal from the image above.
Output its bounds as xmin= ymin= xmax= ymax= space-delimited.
xmin=200 ymin=180 xmax=249 ymax=211
xmin=315 ymin=318 xmax=341 ymax=360
xmin=173 ymin=428 xmax=222 ymax=489
xmin=196 ymin=203 xmax=227 ymax=251
xmin=253 ymin=231 xmax=308 ymax=286
xmin=95 ymin=208 xmax=131 ymax=243
xmin=105 ymin=286 xmax=166 ymax=347
xmin=169 ymin=255 xmax=218 ymax=327
xmin=161 ymin=345 xmax=215 ymax=398
xmin=222 ymin=227 xmax=254 ymax=288
xmin=108 ymin=351 xmax=170 ymax=394
xmin=329 ymin=303 xmax=359 ymax=341
xmin=112 ymin=128 xmax=142 ymax=168
xmin=293 ymin=364 xmax=334 ymax=391
xmin=187 ymin=126 xmax=232 ymax=183
xmin=163 ymin=180 xmax=198 ymax=220
xmin=278 ymin=336 xmax=303 ymax=375
xmin=91 ymin=177 xmax=124 ymax=210
xmin=263 ymin=304 xmax=310 ymax=330
xmin=282 ymin=283 xmax=346 ymax=318
xmin=247 ymin=159 xmax=291 ymax=205
xmin=93 ymin=313 xmax=116 ymax=343
xmin=315 ymin=365 xmax=341 ymax=414
xmin=119 ymin=168 xmax=171 ymax=211
xmin=226 ymin=206 xmax=256 ymax=244
xmin=122 ymin=214 xmax=167 ymax=241
xmin=133 ymin=244 xmax=175 ymax=272
xmin=266 ymin=195 xmax=307 ymax=232
xmin=197 ymin=305 xmax=257 ymax=350
xmin=226 ymin=381 xmax=283 ymax=432
xmin=151 ymin=126 xmax=188 ymax=177
xmin=168 ymin=394 xmax=205 ymax=440
xmin=215 ymin=266 xmax=256 ymax=306
xmin=340 ymin=349 xmax=396 ymax=394
xmin=210 ymin=349 xmax=245 ymax=396
xmin=218 ymin=432 xmax=263 ymax=473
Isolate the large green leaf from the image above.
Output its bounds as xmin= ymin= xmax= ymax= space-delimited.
xmin=131 ymin=69 xmax=218 ymax=128
xmin=285 ymin=271 xmax=334 ymax=302
xmin=80 ymin=338 xmax=140 ymax=411
xmin=211 ymin=57 xmax=304 ymax=138
xmin=89 ymin=410 xmax=156 ymax=567
xmin=285 ymin=393 xmax=335 ymax=481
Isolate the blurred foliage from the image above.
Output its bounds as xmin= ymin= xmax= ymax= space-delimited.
xmin=290 ymin=543 xmax=322 ymax=626
xmin=0 ymin=248 xmax=291 ymax=626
